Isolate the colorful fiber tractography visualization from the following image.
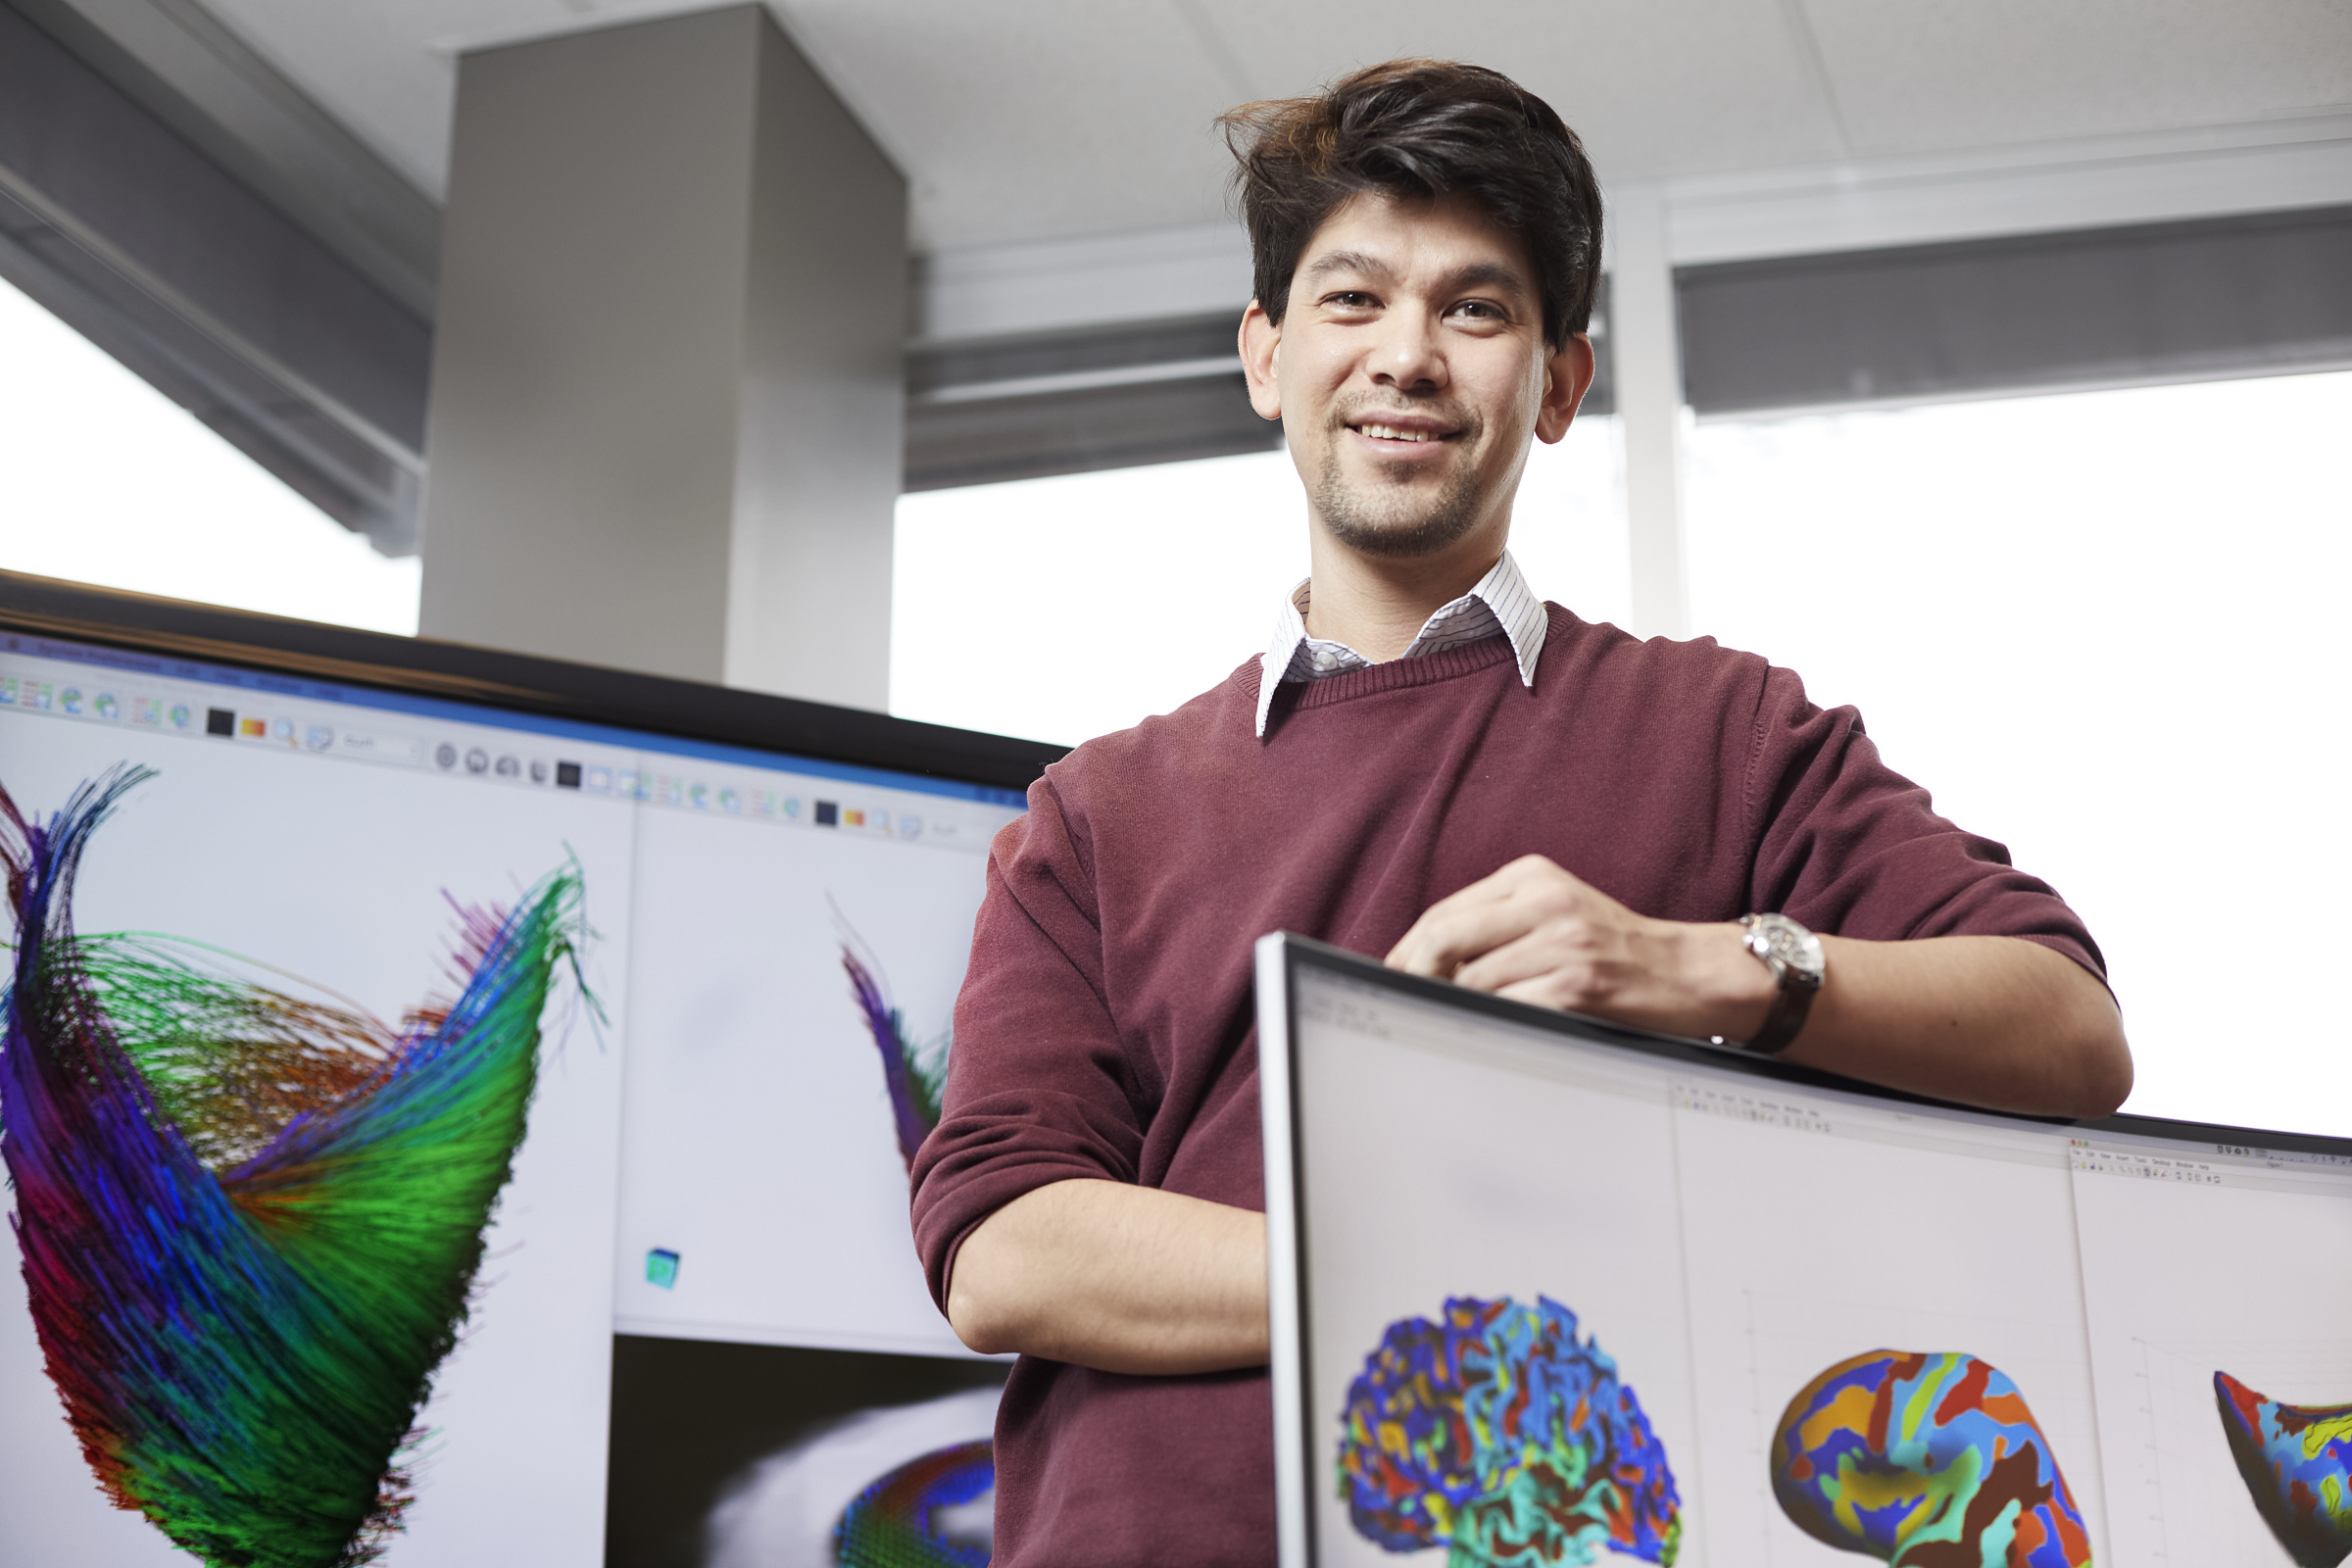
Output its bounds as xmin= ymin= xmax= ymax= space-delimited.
xmin=836 ymin=903 xmax=949 ymax=1170
xmin=2214 ymin=1370 xmax=2352 ymax=1567
xmin=834 ymin=1438 xmax=997 ymax=1568
xmin=0 ymin=767 xmax=589 ymax=1568
xmin=1339 ymin=1296 xmax=1681 ymax=1566
xmin=1770 ymin=1350 xmax=2091 ymax=1568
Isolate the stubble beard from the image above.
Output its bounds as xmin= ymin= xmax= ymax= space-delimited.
xmin=1311 ymin=404 xmax=1488 ymax=560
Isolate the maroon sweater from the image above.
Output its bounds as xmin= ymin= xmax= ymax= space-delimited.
xmin=908 ymin=608 xmax=2101 ymax=1567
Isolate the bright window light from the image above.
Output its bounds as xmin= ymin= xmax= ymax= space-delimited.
xmin=892 ymin=415 xmax=1627 ymax=746
xmin=0 ymin=274 xmax=420 ymax=634
xmin=1685 ymin=371 xmax=2352 ymax=1136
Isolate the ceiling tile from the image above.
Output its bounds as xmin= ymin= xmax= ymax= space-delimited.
xmin=1185 ymin=0 xmax=1852 ymax=181
xmin=128 ymin=0 xmax=2352 ymax=260
xmin=780 ymin=0 xmax=1244 ymax=248
xmin=1800 ymin=0 xmax=2352 ymax=156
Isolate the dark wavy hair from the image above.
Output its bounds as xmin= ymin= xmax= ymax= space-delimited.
xmin=1219 ymin=60 xmax=1603 ymax=350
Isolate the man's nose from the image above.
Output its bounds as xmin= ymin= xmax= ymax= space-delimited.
xmin=1366 ymin=310 xmax=1446 ymax=391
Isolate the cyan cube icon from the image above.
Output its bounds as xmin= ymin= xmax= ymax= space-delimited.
xmin=645 ymin=1248 xmax=681 ymax=1290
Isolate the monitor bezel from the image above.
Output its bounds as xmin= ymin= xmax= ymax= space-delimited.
xmin=1254 ymin=928 xmax=2352 ymax=1568
xmin=0 ymin=569 xmax=1067 ymax=792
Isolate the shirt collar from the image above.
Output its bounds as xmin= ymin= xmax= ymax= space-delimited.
xmin=1253 ymin=550 xmax=1546 ymax=736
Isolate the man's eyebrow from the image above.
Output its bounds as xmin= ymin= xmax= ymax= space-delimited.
xmin=1300 ymin=249 xmax=1393 ymax=284
xmin=1440 ymin=262 xmax=1534 ymax=299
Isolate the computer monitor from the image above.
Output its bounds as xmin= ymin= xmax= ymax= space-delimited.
xmin=1256 ymin=932 xmax=2352 ymax=1568
xmin=0 ymin=573 xmax=1054 ymax=1567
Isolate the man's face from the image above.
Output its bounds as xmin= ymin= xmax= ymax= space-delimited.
xmin=1241 ymin=192 xmax=1588 ymax=563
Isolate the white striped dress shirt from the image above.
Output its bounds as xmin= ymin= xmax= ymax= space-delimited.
xmin=1254 ymin=551 xmax=1548 ymax=736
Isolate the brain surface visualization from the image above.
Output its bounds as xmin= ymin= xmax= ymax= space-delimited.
xmin=2215 ymin=1370 xmax=2352 ymax=1568
xmin=1771 ymin=1350 xmax=2090 ymax=1567
xmin=1339 ymin=1296 xmax=1680 ymax=1566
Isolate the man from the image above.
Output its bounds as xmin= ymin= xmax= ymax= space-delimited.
xmin=909 ymin=59 xmax=2129 ymax=1565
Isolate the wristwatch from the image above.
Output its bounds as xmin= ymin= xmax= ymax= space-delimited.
xmin=1730 ymin=912 xmax=1825 ymax=1055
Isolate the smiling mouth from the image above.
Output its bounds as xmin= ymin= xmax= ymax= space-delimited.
xmin=1349 ymin=420 xmax=1459 ymax=445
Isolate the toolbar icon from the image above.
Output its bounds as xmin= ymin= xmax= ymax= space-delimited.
xmin=206 ymin=709 xmax=234 ymax=737
xmin=557 ymin=761 xmax=583 ymax=789
xmin=465 ymin=748 xmax=489 ymax=774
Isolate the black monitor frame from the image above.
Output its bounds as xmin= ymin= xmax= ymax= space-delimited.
xmin=0 ymin=568 xmax=1068 ymax=793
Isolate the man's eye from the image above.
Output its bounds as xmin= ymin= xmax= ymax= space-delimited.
xmin=1449 ymin=301 xmax=1504 ymax=320
xmin=1324 ymin=291 xmax=1378 ymax=309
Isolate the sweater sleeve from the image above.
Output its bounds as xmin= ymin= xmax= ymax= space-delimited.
xmin=1743 ymin=662 xmax=2107 ymax=982
xmin=907 ymin=775 xmax=1152 ymax=1315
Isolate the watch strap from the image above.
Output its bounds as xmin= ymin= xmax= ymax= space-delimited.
xmin=1744 ymin=975 xmax=1816 ymax=1055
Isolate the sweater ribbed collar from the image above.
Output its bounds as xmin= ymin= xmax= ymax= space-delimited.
xmin=1254 ymin=550 xmax=1546 ymax=736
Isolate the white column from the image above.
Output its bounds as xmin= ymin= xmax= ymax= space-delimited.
xmin=418 ymin=5 xmax=905 ymax=710
xmin=1606 ymin=183 xmax=1690 ymax=641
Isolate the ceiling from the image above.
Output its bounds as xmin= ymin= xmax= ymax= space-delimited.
xmin=184 ymin=0 xmax=2352 ymax=252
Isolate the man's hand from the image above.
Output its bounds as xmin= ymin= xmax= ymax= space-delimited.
xmin=1386 ymin=855 xmax=1775 ymax=1041
xmin=1386 ymin=855 xmax=2132 ymax=1119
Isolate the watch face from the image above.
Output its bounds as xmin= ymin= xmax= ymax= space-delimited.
xmin=1753 ymin=914 xmax=1826 ymax=986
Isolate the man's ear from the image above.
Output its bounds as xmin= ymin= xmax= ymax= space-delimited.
xmin=1534 ymin=332 xmax=1596 ymax=445
xmin=1240 ymin=301 xmax=1283 ymax=421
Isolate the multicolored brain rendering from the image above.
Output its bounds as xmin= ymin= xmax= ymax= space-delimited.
xmin=1339 ymin=1296 xmax=1680 ymax=1566
xmin=2214 ymin=1370 xmax=2352 ymax=1568
xmin=834 ymin=1440 xmax=996 ymax=1568
xmin=1770 ymin=1350 xmax=2090 ymax=1567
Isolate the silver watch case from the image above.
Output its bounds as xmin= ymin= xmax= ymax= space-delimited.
xmin=1740 ymin=912 xmax=1825 ymax=992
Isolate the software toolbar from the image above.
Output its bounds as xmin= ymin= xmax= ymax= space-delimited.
xmin=0 ymin=639 xmax=1009 ymax=855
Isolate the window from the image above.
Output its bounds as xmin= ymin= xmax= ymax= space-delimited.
xmin=1685 ymin=370 xmax=2352 ymax=1133
xmin=0 ymin=275 xmax=420 ymax=634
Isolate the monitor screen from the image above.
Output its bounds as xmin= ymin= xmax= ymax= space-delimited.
xmin=1257 ymin=934 xmax=2352 ymax=1568
xmin=0 ymin=588 xmax=1042 ymax=1568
